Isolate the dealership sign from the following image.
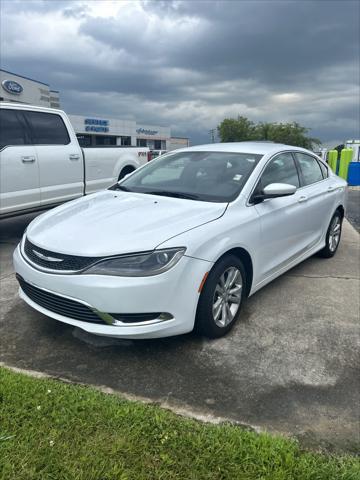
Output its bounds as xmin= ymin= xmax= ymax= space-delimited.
xmin=136 ymin=128 xmax=158 ymax=136
xmin=2 ymin=79 xmax=23 ymax=95
xmin=84 ymin=118 xmax=109 ymax=133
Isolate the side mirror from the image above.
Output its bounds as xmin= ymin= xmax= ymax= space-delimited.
xmin=252 ymin=183 xmax=297 ymax=204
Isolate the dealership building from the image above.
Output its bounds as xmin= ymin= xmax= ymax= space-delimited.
xmin=0 ymin=69 xmax=189 ymax=150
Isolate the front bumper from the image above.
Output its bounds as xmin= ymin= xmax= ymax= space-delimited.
xmin=13 ymin=245 xmax=211 ymax=339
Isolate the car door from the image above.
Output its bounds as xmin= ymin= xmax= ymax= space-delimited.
xmin=23 ymin=110 xmax=83 ymax=206
xmin=251 ymin=152 xmax=310 ymax=283
xmin=293 ymin=152 xmax=337 ymax=245
xmin=0 ymin=108 xmax=40 ymax=216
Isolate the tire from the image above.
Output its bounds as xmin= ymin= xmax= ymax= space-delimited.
xmin=318 ymin=210 xmax=343 ymax=258
xmin=118 ymin=166 xmax=135 ymax=180
xmin=195 ymin=255 xmax=247 ymax=338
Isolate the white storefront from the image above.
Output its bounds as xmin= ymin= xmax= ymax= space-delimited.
xmin=0 ymin=69 xmax=60 ymax=108
xmin=69 ymin=114 xmax=171 ymax=150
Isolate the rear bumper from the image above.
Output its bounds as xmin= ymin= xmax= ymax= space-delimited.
xmin=13 ymin=245 xmax=211 ymax=339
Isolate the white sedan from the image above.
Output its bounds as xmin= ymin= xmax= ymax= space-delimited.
xmin=14 ymin=142 xmax=347 ymax=339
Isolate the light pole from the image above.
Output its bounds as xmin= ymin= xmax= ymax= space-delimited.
xmin=209 ymin=128 xmax=216 ymax=143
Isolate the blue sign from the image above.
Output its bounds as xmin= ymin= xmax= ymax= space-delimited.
xmin=84 ymin=118 xmax=109 ymax=133
xmin=136 ymin=128 xmax=158 ymax=136
xmin=2 ymin=79 xmax=23 ymax=95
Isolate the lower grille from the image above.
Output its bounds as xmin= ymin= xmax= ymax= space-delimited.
xmin=16 ymin=275 xmax=166 ymax=325
xmin=16 ymin=274 xmax=104 ymax=324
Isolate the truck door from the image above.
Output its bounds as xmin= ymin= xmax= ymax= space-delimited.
xmin=0 ymin=108 xmax=40 ymax=216
xmin=23 ymin=110 xmax=83 ymax=206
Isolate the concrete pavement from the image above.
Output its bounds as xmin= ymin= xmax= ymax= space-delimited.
xmin=0 ymin=212 xmax=359 ymax=452
xmin=347 ymin=187 xmax=360 ymax=232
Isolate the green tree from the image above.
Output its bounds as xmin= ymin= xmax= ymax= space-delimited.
xmin=217 ymin=116 xmax=256 ymax=142
xmin=218 ymin=117 xmax=320 ymax=149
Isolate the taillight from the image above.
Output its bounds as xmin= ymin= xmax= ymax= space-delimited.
xmin=147 ymin=152 xmax=152 ymax=162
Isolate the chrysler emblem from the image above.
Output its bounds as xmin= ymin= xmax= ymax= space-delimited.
xmin=32 ymin=250 xmax=63 ymax=262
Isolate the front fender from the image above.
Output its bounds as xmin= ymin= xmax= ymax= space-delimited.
xmin=158 ymin=203 xmax=260 ymax=278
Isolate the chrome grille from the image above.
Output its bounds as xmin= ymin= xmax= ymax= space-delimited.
xmin=24 ymin=237 xmax=100 ymax=272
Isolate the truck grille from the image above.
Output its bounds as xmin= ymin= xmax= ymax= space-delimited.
xmin=24 ymin=237 xmax=100 ymax=272
xmin=16 ymin=274 xmax=104 ymax=323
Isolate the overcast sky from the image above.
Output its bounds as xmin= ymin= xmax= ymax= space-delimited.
xmin=1 ymin=0 xmax=359 ymax=146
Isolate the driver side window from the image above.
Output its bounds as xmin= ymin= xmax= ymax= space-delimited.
xmin=259 ymin=152 xmax=300 ymax=190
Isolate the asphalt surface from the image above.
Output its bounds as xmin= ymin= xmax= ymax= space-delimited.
xmin=0 ymin=208 xmax=359 ymax=452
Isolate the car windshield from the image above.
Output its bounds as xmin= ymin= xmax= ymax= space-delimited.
xmin=115 ymin=151 xmax=263 ymax=203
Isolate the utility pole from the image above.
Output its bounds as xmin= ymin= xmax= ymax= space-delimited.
xmin=209 ymin=128 xmax=216 ymax=143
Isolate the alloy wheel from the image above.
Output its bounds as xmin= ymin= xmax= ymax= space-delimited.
xmin=212 ymin=267 xmax=242 ymax=327
xmin=329 ymin=215 xmax=341 ymax=252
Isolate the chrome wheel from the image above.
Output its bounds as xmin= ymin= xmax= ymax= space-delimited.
xmin=212 ymin=267 xmax=242 ymax=328
xmin=328 ymin=215 xmax=341 ymax=252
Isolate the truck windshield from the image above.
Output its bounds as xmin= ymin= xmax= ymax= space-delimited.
xmin=116 ymin=151 xmax=263 ymax=203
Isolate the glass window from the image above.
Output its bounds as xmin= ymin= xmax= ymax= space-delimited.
xmin=0 ymin=109 xmax=30 ymax=148
xmin=260 ymin=152 xmax=300 ymax=189
xmin=295 ymin=153 xmax=323 ymax=185
xmin=137 ymin=138 xmax=147 ymax=147
xmin=77 ymin=134 xmax=92 ymax=147
xmin=120 ymin=136 xmax=131 ymax=146
xmin=119 ymin=151 xmax=263 ymax=203
xmin=95 ymin=135 xmax=116 ymax=146
xmin=24 ymin=111 xmax=70 ymax=145
xmin=318 ymin=160 xmax=328 ymax=178
xmin=140 ymin=157 xmax=187 ymax=185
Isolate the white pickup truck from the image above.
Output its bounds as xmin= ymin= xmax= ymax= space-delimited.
xmin=0 ymin=103 xmax=150 ymax=218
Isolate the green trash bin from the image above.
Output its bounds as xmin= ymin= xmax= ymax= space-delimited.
xmin=327 ymin=150 xmax=338 ymax=173
xmin=338 ymin=149 xmax=353 ymax=180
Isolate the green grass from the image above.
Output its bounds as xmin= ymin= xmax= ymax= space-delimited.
xmin=0 ymin=367 xmax=358 ymax=480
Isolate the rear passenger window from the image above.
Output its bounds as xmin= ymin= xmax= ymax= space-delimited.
xmin=0 ymin=109 xmax=30 ymax=149
xmin=24 ymin=111 xmax=70 ymax=145
xmin=295 ymin=153 xmax=323 ymax=185
xmin=318 ymin=160 xmax=328 ymax=178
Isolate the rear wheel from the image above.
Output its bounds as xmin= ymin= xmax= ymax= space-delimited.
xmin=318 ymin=211 xmax=343 ymax=258
xmin=195 ymin=255 xmax=246 ymax=338
xmin=118 ymin=166 xmax=135 ymax=180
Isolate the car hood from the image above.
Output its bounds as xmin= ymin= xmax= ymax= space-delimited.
xmin=26 ymin=190 xmax=227 ymax=256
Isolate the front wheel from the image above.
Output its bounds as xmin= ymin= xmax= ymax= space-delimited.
xmin=318 ymin=211 xmax=343 ymax=258
xmin=195 ymin=255 xmax=246 ymax=338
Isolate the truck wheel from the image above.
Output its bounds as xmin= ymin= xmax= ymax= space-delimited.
xmin=119 ymin=166 xmax=135 ymax=180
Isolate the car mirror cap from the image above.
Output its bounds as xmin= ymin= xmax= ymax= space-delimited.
xmin=262 ymin=183 xmax=297 ymax=198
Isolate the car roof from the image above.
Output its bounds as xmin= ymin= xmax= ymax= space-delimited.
xmin=176 ymin=142 xmax=311 ymax=156
xmin=0 ymin=102 xmax=63 ymax=115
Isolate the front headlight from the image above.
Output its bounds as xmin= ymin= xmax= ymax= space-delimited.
xmin=84 ymin=247 xmax=186 ymax=276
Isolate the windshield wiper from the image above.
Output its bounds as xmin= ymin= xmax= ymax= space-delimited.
xmin=144 ymin=190 xmax=200 ymax=200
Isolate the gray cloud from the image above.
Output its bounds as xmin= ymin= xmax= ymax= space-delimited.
xmin=1 ymin=0 xmax=359 ymax=145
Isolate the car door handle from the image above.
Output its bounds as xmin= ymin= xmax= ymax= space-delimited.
xmin=326 ymin=186 xmax=336 ymax=193
xmin=298 ymin=195 xmax=308 ymax=203
xmin=69 ymin=154 xmax=80 ymax=160
xmin=21 ymin=156 xmax=36 ymax=163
